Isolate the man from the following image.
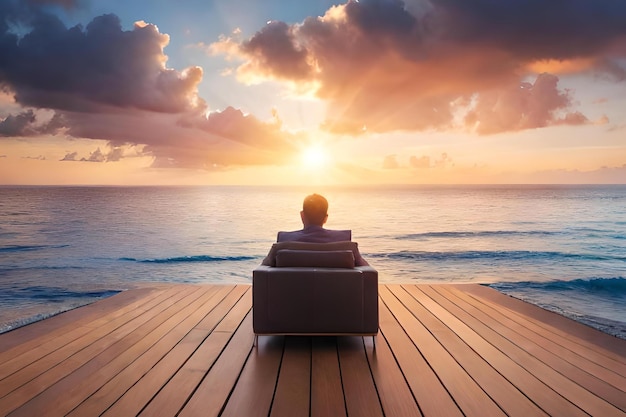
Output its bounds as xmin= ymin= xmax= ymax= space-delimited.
xmin=277 ymin=193 xmax=368 ymax=265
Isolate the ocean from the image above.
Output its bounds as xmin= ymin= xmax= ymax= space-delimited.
xmin=1 ymin=185 xmax=625 ymax=339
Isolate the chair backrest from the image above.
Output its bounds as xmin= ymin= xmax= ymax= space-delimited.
xmin=275 ymin=249 xmax=355 ymax=268
xmin=262 ymin=241 xmax=361 ymax=267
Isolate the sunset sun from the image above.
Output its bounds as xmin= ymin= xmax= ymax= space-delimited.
xmin=301 ymin=146 xmax=329 ymax=169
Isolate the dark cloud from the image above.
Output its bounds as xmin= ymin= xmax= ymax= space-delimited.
xmin=0 ymin=109 xmax=65 ymax=137
xmin=0 ymin=110 xmax=36 ymax=136
xmin=25 ymin=0 xmax=82 ymax=10
xmin=241 ymin=21 xmax=312 ymax=80
xmin=432 ymin=0 xmax=626 ymax=59
xmin=0 ymin=1 xmax=301 ymax=169
xmin=1 ymin=4 xmax=204 ymax=114
xmin=215 ymin=0 xmax=626 ymax=135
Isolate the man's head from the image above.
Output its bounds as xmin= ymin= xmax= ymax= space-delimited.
xmin=301 ymin=193 xmax=328 ymax=226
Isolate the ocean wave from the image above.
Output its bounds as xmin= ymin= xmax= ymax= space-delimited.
xmin=0 ymin=286 xmax=120 ymax=302
xmin=492 ymin=277 xmax=626 ymax=295
xmin=0 ymin=244 xmax=70 ymax=253
xmin=395 ymin=230 xmax=559 ymax=240
xmin=120 ymin=255 xmax=257 ymax=264
xmin=372 ymin=250 xmax=626 ymax=262
xmin=490 ymin=277 xmax=626 ymax=339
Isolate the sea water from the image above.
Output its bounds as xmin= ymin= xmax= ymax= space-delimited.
xmin=1 ymin=185 xmax=624 ymax=338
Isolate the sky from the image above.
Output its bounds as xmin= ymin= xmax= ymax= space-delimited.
xmin=0 ymin=0 xmax=625 ymax=185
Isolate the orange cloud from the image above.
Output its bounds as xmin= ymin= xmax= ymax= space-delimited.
xmin=527 ymin=58 xmax=597 ymax=75
xmin=465 ymin=73 xmax=590 ymax=134
xmin=212 ymin=0 xmax=626 ymax=135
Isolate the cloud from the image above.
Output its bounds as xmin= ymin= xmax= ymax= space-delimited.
xmin=212 ymin=0 xmax=626 ymax=135
xmin=0 ymin=1 xmax=301 ymax=169
xmin=0 ymin=7 xmax=204 ymax=114
xmin=52 ymin=106 xmax=299 ymax=168
xmin=25 ymin=0 xmax=81 ymax=10
xmin=0 ymin=110 xmax=36 ymax=136
xmin=409 ymin=155 xmax=431 ymax=169
xmin=106 ymin=147 xmax=124 ymax=162
xmin=59 ymin=146 xmax=129 ymax=163
xmin=465 ymin=73 xmax=590 ymax=134
xmin=382 ymin=154 xmax=399 ymax=169
xmin=0 ymin=109 xmax=64 ymax=136
xmin=60 ymin=151 xmax=78 ymax=161
xmin=384 ymin=151 xmax=453 ymax=170
xmin=81 ymin=148 xmax=106 ymax=163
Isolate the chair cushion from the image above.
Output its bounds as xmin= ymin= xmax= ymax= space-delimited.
xmin=275 ymin=249 xmax=355 ymax=268
xmin=262 ymin=241 xmax=360 ymax=267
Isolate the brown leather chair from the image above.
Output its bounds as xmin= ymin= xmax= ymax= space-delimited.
xmin=253 ymin=241 xmax=378 ymax=339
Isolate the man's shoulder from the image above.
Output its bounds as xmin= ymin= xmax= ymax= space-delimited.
xmin=321 ymin=229 xmax=352 ymax=242
xmin=277 ymin=228 xmax=351 ymax=243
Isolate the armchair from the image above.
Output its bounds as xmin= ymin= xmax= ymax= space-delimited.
xmin=252 ymin=241 xmax=378 ymax=338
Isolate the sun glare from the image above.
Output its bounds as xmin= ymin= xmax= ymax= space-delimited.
xmin=301 ymin=146 xmax=329 ymax=169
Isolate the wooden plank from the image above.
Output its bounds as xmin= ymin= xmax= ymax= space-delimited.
xmin=1 ymin=283 xmax=624 ymax=417
xmin=412 ymin=285 xmax=575 ymax=416
xmin=270 ymin=336 xmax=311 ymax=417
xmin=0 ymin=285 xmax=200 ymax=414
xmin=456 ymin=284 xmax=626 ymax=359
xmin=409 ymin=285 xmax=622 ymax=417
xmin=105 ymin=287 xmax=251 ymax=417
xmin=6 ymin=285 xmax=215 ymax=417
xmin=175 ymin=312 xmax=254 ymax=417
xmin=364 ymin=329 xmax=422 ymax=417
xmin=380 ymin=285 xmax=506 ymax=417
xmin=337 ymin=336 xmax=384 ymax=417
xmin=402 ymin=285 xmax=547 ymax=417
xmin=68 ymin=285 xmax=243 ymax=417
xmin=220 ymin=336 xmax=285 ymax=417
xmin=439 ymin=285 xmax=626 ymax=410
xmin=0 ymin=286 xmax=175 ymax=381
xmin=455 ymin=285 xmax=626 ymax=377
xmin=25 ymin=285 xmax=226 ymax=417
xmin=378 ymin=291 xmax=462 ymax=417
xmin=311 ymin=337 xmax=347 ymax=417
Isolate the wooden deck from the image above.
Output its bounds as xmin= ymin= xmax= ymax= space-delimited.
xmin=0 ymin=284 xmax=625 ymax=417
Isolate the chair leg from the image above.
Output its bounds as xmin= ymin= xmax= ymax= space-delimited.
xmin=254 ymin=334 xmax=258 ymax=347
xmin=372 ymin=335 xmax=376 ymax=349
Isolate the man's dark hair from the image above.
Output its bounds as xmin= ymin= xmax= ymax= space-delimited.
xmin=302 ymin=193 xmax=328 ymax=226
